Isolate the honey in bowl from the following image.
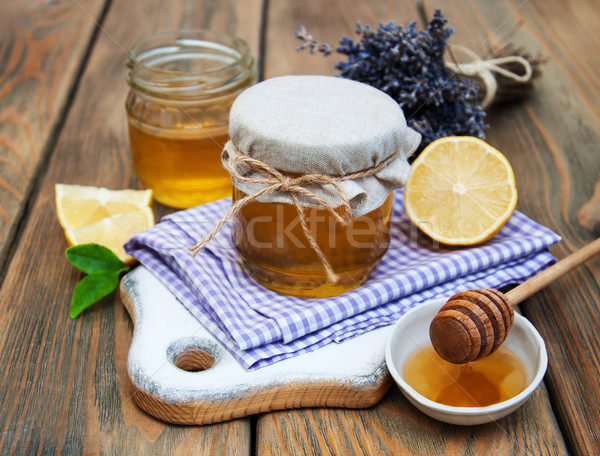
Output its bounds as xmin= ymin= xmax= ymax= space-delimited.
xmin=403 ymin=344 xmax=528 ymax=407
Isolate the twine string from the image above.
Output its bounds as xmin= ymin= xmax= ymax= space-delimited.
xmin=189 ymin=143 xmax=398 ymax=282
xmin=446 ymin=44 xmax=533 ymax=108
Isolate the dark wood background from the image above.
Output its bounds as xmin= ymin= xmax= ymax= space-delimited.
xmin=1 ymin=0 xmax=598 ymax=454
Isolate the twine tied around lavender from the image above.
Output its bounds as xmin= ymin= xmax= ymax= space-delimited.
xmin=189 ymin=143 xmax=398 ymax=282
xmin=446 ymin=45 xmax=533 ymax=109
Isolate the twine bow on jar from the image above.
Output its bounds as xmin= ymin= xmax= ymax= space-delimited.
xmin=189 ymin=142 xmax=398 ymax=282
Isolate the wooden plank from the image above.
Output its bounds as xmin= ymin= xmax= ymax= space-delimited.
xmin=425 ymin=0 xmax=600 ymax=453
xmin=264 ymin=0 xmax=418 ymax=77
xmin=259 ymin=0 xmax=569 ymax=454
xmin=0 ymin=0 xmax=107 ymax=265
xmin=0 ymin=0 xmax=263 ymax=453
xmin=258 ymin=386 xmax=564 ymax=455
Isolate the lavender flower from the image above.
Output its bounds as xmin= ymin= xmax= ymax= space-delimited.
xmin=296 ymin=10 xmax=488 ymax=156
xmin=295 ymin=25 xmax=332 ymax=56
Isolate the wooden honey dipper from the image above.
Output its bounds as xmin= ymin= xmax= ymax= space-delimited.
xmin=430 ymin=237 xmax=600 ymax=364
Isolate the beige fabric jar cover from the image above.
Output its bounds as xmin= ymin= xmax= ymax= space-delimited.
xmin=223 ymin=75 xmax=420 ymax=216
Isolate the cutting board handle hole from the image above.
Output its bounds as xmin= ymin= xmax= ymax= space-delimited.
xmin=173 ymin=348 xmax=215 ymax=372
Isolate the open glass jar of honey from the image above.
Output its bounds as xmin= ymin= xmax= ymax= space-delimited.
xmin=125 ymin=30 xmax=255 ymax=208
xmin=211 ymin=76 xmax=421 ymax=298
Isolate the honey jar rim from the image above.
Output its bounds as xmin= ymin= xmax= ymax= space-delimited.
xmin=126 ymin=29 xmax=255 ymax=98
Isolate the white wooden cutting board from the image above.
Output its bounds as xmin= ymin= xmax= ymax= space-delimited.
xmin=120 ymin=266 xmax=393 ymax=425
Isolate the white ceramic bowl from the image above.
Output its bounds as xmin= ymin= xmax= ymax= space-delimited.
xmin=385 ymin=298 xmax=548 ymax=425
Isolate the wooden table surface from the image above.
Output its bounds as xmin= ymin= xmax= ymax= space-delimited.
xmin=1 ymin=0 xmax=599 ymax=454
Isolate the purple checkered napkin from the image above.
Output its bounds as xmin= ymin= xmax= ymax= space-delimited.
xmin=124 ymin=190 xmax=561 ymax=370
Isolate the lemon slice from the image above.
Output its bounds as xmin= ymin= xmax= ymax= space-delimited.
xmin=56 ymin=184 xmax=153 ymax=230
xmin=65 ymin=208 xmax=154 ymax=264
xmin=404 ymin=136 xmax=518 ymax=245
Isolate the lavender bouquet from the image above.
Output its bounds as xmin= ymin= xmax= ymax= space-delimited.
xmin=296 ymin=10 xmax=488 ymax=156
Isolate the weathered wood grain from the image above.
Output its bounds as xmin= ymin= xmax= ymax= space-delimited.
xmin=436 ymin=1 xmax=600 ymax=454
xmin=0 ymin=0 xmax=107 ymax=266
xmin=258 ymin=385 xmax=565 ymax=456
xmin=0 ymin=0 xmax=263 ymax=453
xmin=264 ymin=0 xmax=419 ymax=78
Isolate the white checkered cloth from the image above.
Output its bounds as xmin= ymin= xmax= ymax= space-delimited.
xmin=124 ymin=190 xmax=561 ymax=370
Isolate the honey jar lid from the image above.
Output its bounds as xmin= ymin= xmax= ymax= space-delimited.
xmin=223 ymin=75 xmax=421 ymax=215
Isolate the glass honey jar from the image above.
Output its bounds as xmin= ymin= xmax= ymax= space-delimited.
xmin=231 ymin=187 xmax=395 ymax=297
xmin=125 ymin=30 xmax=255 ymax=208
xmin=215 ymin=75 xmax=420 ymax=298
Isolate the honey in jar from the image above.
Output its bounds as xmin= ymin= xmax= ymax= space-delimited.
xmin=125 ymin=30 xmax=255 ymax=208
xmin=127 ymin=124 xmax=230 ymax=208
xmin=403 ymin=344 xmax=528 ymax=407
xmin=232 ymin=188 xmax=394 ymax=297
xmin=222 ymin=75 xmax=421 ymax=297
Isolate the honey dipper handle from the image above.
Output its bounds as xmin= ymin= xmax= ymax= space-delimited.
xmin=505 ymin=237 xmax=600 ymax=306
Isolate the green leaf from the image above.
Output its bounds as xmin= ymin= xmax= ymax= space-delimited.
xmin=66 ymin=243 xmax=129 ymax=275
xmin=69 ymin=268 xmax=128 ymax=319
